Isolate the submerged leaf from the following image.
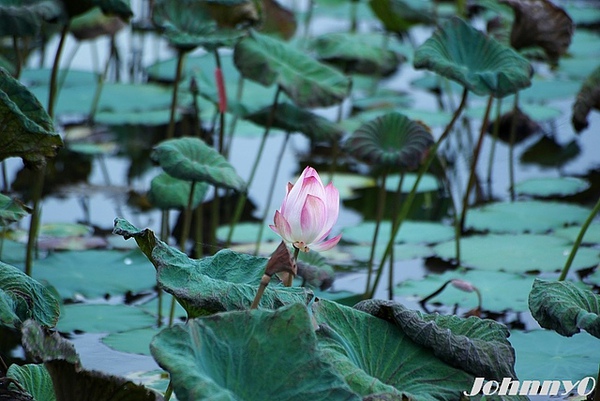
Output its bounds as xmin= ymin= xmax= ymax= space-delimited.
xmin=413 ymin=17 xmax=533 ymax=97
xmin=0 ymin=68 xmax=62 ymax=167
xmin=0 ymin=261 xmax=60 ymax=329
xmin=572 ymin=65 xmax=600 ymax=133
xmin=234 ymin=30 xmax=351 ymax=107
xmin=354 ymin=299 xmax=517 ymax=381
xmin=151 ymin=304 xmax=359 ymax=401
xmin=529 ymin=279 xmax=600 ymax=338
xmin=344 ymin=112 xmax=434 ymax=169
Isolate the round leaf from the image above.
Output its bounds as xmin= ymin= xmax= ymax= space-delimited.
xmin=413 ymin=17 xmax=533 ymax=97
xmin=148 ymin=172 xmax=209 ymax=210
xmin=6 ymin=363 xmax=56 ymax=401
xmin=513 ymin=177 xmax=590 ymax=198
xmin=151 ymin=137 xmax=246 ymax=191
xmin=233 ymin=30 xmax=351 ymax=108
xmin=57 ymin=304 xmax=156 ymax=333
xmin=345 ymin=112 xmax=434 ymax=169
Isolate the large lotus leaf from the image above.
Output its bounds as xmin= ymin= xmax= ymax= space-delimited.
xmin=57 ymin=304 xmax=156 ymax=333
xmin=0 ymin=261 xmax=60 ymax=329
xmin=102 ymin=327 xmax=161 ymax=355
xmin=509 ymin=329 xmax=600 ymax=382
xmin=500 ymin=0 xmax=573 ymax=64
xmin=6 ymin=363 xmax=56 ymax=401
xmin=148 ymin=172 xmax=209 ymax=210
xmin=21 ymin=319 xmax=164 ymax=401
xmin=355 ymin=299 xmax=517 ymax=380
xmin=0 ymin=193 xmax=31 ymax=225
xmin=152 ymin=0 xmax=250 ymax=51
xmin=61 ymin=0 xmax=132 ymax=20
xmin=233 ymin=30 xmax=351 ymax=108
xmin=434 ymin=234 xmax=599 ymax=273
xmin=31 ymin=249 xmax=156 ymax=300
xmin=0 ymin=0 xmax=64 ymax=36
xmin=112 ymin=218 xmax=313 ymax=316
xmin=0 ymin=68 xmax=62 ymax=167
xmin=413 ymin=17 xmax=532 ymax=98
xmin=151 ymin=137 xmax=246 ymax=191
xmin=311 ymin=32 xmax=401 ymax=77
xmin=312 ymin=299 xmax=479 ymax=401
xmin=529 ymin=279 xmax=600 ymax=338
xmin=245 ymin=102 xmax=343 ymax=142
xmin=345 ymin=112 xmax=434 ymax=169
xmin=368 ymin=0 xmax=434 ymax=34
xmin=465 ymin=200 xmax=591 ymax=233
xmin=151 ymin=303 xmax=360 ymax=401
xmin=572 ymin=65 xmax=600 ymax=133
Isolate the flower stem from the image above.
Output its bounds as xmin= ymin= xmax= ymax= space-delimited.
xmin=508 ymin=93 xmax=519 ymax=201
xmin=366 ymin=88 xmax=469 ymax=299
xmin=284 ymin=246 xmax=300 ymax=287
xmin=364 ymin=170 xmax=388 ymax=296
xmin=558 ymin=196 xmax=600 ymax=281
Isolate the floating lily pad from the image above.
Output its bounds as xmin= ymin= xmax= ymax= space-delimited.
xmin=32 ymin=249 xmax=156 ymax=300
xmin=434 ymin=234 xmax=599 ymax=273
xmin=413 ymin=17 xmax=532 ymax=98
xmin=513 ymin=177 xmax=590 ymax=197
xmin=465 ymin=200 xmax=591 ymax=233
xmin=151 ymin=303 xmax=359 ymax=401
xmin=138 ymin=296 xmax=188 ymax=322
xmin=554 ymin=223 xmax=600 ymax=245
xmin=0 ymin=239 xmax=27 ymax=265
xmin=397 ymin=269 xmax=538 ymax=312
xmin=102 ymin=327 xmax=161 ymax=355
xmin=215 ymin=222 xmax=281 ymax=243
xmin=529 ymin=279 xmax=600 ymax=338
xmin=466 ymin=101 xmax=562 ymax=122
xmin=519 ymin=77 xmax=581 ymax=102
xmin=57 ymin=304 xmax=155 ymax=333
xmin=509 ymin=329 xmax=600 ymax=382
xmin=344 ymin=242 xmax=433 ymax=262
xmin=343 ymin=220 xmax=454 ymax=245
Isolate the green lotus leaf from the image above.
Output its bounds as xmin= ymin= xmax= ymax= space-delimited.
xmin=148 ymin=172 xmax=209 ymax=210
xmin=500 ymin=0 xmax=573 ymax=64
xmin=0 ymin=193 xmax=31 ymax=225
xmin=0 ymin=0 xmax=64 ymax=36
xmin=61 ymin=0 xmax=133 ymax=20
xmin=21 ymin=319 xmax=164 ymax=401
xmin=513 ymin=177 xmax=590 ymax=198
xmin=152 ymin=0 xmax=252 ymax=51
xmin=355 ymin=299 xmax=517 ymax=380
xmin=113 ymin=218 xmax=313 ymax=317
xmin=6 ymin=363 xmax=56 ymax=401
xmin=0 ymin=261 xmax=60 ymax=329
xmin=342 ymin=220 xmax=453 ymax=245
xmin=151 ymin=137 xmax=246 ymax=191
xmin=245 ymin=102 xmax=343 ymax=142
xmin=555 ymin=223 xmax=600 ymax=246
xmin=413 ymin=17 xmax=533 ymax=98
xmin=343 ymin=242 xmax=433 ymax=262
xmin=368 ymin=0 xmax=434 ymax=34
xmin=572 ymin=64 xmax=600 ymax=133
xmin=344 ymin=112 xmax=434 ymax=169
xmin=70 ymin=6 xmax=126 ymax=40
xmin=233 ymin=30 xmax=351 ymax=108
xmin=216 ymin=222 xmax=281 ymax=243
xmin=520 ymin=136 xmax=580 ymax=168
xmin=311 ymin=32 xmax=402 ymax=76
xmin=466 ymin=200 xmax=591 ymax=233
xmin=57 ymin=304 xmax=156 ymax=333
xmin=151 ymin=303 xmax=360 ymax=401
xmin=529 ymin=279 xmax=600 ymax=338
xmin=434 ymin=234 xmax=599 ymax=273
xmin=102 ymin=327 xmax=161 ymax=355
xmin=312 ymin=299 xmax=480 ymax=400
xmin=0 ymin=67 xmax=62 ymax=168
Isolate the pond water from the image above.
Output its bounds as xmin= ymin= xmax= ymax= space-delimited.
xmin=3 ymin=0 xmax=600 ymax=398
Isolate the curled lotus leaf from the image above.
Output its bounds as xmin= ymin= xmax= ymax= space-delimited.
xmin=0 ymin=0 xmax=64 ymax=36
xmin=500 ymin=0 xmax=573 ymax=65
xmin=344 ymin=112 xmax=434 ymax=169
xmin=234 ymin=30 xmax=351 ymax=108
xmin=151 ymin=137 xmax=246 ymax=191
xmin=572 ymin=64 xmax=600 ymax=133
xmin=529 ymin=279 xmax=600 ymax=338
xmin=413 ymin=17 xmax=533 ymax=98
xmin=0 ymin=68 xmax=62 ymax=168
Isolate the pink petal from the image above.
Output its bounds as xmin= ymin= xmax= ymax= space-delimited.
xmin=300 ymin=194 xmax=327 ymax=244
xmin=272 ymin=210 xmax=293 ymax=243
xmin=310 ymin=233 xmax=342 ymax=252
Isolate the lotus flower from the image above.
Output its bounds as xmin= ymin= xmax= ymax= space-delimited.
xmin=270 ymin=166 xmax=342 ymax=252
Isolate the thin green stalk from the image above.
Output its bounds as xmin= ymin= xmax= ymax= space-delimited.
xmin=364 ymin=170 xmax=389 ymax=296
xmin=558 ymin=195 xmax=600 ymax=281
xmin=164 ymin=381 xmax=173 ymax=401
xmin=508 ymin=93 xmax=519 ymax=201
xmin=284 ymin=246 xmax=301 ymax=287
xmin=157 ymin=210 xmax=170 ymax=327
xmin=226 ymin=86 xmax=282 ymax=247
xmin=210 ymin=188 xmax=219 ymax=254
xmin=302 ymin=0 xmax=315 ymax=45
xmin=12 ymin=36 xmax=22 ymax=78
xmin=223 ymin=76 xmax=245 ymax=158
xmin=367 ymin=88 xmax=469 ymax=299
xmin=486 ymin=97 xmax=503 ymax=196
xmin=88 ymin=41 xmax=114 ymax=123
xmin=255 ymin=131 xmax=291 ymax=255
xmin=349 ymin=0 xmax=359 ymax=33
xmin=167 ymin=50 xmax=186 ymax=139
xmin=459 ymin=94 xmax=494 ymax=233
xmin=388 ymin=171 xmax=404 ymax=300
xmin=194 ymin=203 xmax=204 ymax=258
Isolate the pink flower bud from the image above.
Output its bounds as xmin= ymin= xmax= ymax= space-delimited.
xmin=450 ymin=279 xmax=476 ymax=293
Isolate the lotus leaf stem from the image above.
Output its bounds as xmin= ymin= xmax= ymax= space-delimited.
xmin=508 ymin=93 xmax=519 ymax=201
xmin=388 ymin=171 xmax=404 ymax=300
xmin=367 ymin=87 xmax=469 ymax=299
xmin=89 ymin=40 xmax=115 ymax=124
xmin=284 ymin=246 xmax=301 ymax=287
xmin=250 ymin=274 xmax=271 ymax=309
xmin=224 ymin=76 xmax=246 ymax=158
xmin=194 ymin=204 xmax=204 ymax=258
xmin=164 ymin=381 xmax=173 ymax=401
xmin=167 ymin=50 xmax=186 ymax=139
xmin=558 ymin=195 xmax=600 ymax=281
xmin=364 ymin=170 xmax=389 ymax=296
xmin=486 ymin=97 xmax=503 ymax=195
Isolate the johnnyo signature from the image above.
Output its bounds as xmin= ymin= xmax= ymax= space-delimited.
xmin=463 ymin=377 xmax=596 ymax=397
